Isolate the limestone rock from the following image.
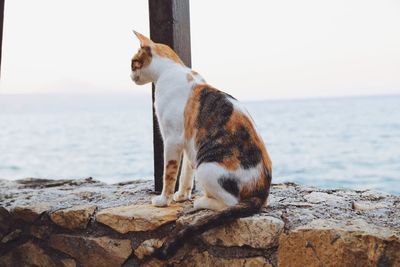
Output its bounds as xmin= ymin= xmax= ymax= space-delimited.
xmin=177 ymin=209 xmax=284 ymax=249
xmin=30 ymin=224 xmax=51 ymax=240
xmin=352 ymin=201 xmax=387 ymax=211
xmin=1 ymin=229 xmax=22 ymax=243
xmin=304 ymin=191 xmax=344 ymax=206
xmin=49 ymin=234 xmax=132 ymax=267
xmin=175 ymin=251 xmax=271 ymax=267
xmin=61 ymin=258 xmax=77 ymax=267
xmin=74 ymin=191 xmax=94 ymax=199
xmin=50 ymin=204 xmax=96 ymax=230
xmin=96 ymin=203 xmax=182 ymax=233
xmin=0 ymin=206 xmax=11 ymax=236
xmin=11 ymin=203 xmax=50 ymax=222
xmin=202 ymin=215 xmax=284 ymax=248
xmin=361 ymin=190 xmax=390 ymax=200
xmin=0 ymin=241 xmax=59 ymax=267
xmin=1 ymin=179 xmax=399 ymax=267
xmin=142 ymin=259 xmax=165 ymax=267
xmin=303 ymin=218 xmax=398 ymax=238
xmin=135 ymin=238 xmax=164 ymax=259
xmin=277 ymin=219 xmax=400 ymax=267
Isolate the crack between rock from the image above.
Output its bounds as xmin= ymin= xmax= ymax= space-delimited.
xmin=305 ymin=240 xmax=324 ymax=267
xmin=280 ymin=209 xmax=290 ymax=234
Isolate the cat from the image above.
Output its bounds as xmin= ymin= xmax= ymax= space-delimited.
xmin=131 ymin=31 xmax=272 ymax=260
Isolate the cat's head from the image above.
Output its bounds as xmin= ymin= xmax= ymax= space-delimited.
xmin=131 ymin=31 xmax=183 ymax=85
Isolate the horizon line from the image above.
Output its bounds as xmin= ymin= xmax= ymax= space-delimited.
xmin=0 ymin=91 xmax=399 ymax=102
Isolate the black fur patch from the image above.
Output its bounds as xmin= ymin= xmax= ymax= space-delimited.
xmin=218 ymin=176 xmax=240 ymax=197
xmin=196 ymin=87 xmax=234 ymax=165
xmin=197 ymin=87 xmax=233 ymax=129
xmin=235 ymin=126 xmax=262 ymax=169
xmin=195 ymin=87 xmax=262 ymax=169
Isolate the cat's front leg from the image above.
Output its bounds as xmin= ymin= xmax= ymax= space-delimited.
xmin=173 ymin=152 xmax=194 ymax=202
xmin=152 ymin=139 xmax=183 ymax=207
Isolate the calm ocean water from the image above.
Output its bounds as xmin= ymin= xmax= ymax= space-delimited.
xmin=0 ymin=94 xmax=399 ymax=194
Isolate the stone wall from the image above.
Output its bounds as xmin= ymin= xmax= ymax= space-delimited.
xmin=0 ymin=178 xmax=399 ymax=267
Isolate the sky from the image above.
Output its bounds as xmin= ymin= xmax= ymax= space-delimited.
xmin=1 ymin=0 xmax=399 ymax=101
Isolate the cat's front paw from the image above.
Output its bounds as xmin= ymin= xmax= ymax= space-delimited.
xmin=152 ymin=195 xmax=172 ymax=207
xmin=173 ymin=190 xmax=192 ymax=202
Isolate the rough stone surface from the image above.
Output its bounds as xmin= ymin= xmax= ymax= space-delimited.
xmin=96 ymin=203 xmax=182 ymax=233
xmin=0 ymin=206 xmax=10 ymax=238
xmin=173 ymin=251 xmax=272 ymax=267
xmin=60 ymin=258 xmax=77 ymax=267
xmin=277 ymin=219 xmax=400 ymax=267
xmin=0 ymin=177 xmax=153 ymax=210
xmin=1 ymin=229 xmax=22 ymax=243
xmin=50 ymin=204 xmax=96 ymax=230
xmin=61 ymin=259 xmax=76 ymax=267
xmin=11 ymin=203 xmax=50 ymax=222
xmin=352 ymin=200 xmax=388 ymax=211
xmin=49 ymin=234 xmax=132 ymax=267
xmin=202 ymin=215 xmax=284 ymax=248
xmin=0 ymin=178 xmax=399 ymax=267
xmin=304 ymin=191 xmax=344 ymax=205
xmin=0 ymin=241 xmax=60 ymax=267
xmin=30 ymin=224 xmax=52 ymax=240
xmin=135 ymin=238 xmax=165 ymax=259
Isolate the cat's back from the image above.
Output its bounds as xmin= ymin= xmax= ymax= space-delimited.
xmin=184 ymin=84 xmax=271 ymax=172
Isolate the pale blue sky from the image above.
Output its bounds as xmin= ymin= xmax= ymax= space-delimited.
xmin=1 ymin=0 xmax=399 ymax=100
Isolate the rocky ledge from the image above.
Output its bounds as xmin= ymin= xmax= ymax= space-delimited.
xmin=0 ymin=178 xmax=399 ymax=267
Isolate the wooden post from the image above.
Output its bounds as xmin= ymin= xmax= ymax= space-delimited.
xmin=148 ymin=0 xmax=191 ymax=192
xmin=0 ymin=0 xmax=5 ymax=77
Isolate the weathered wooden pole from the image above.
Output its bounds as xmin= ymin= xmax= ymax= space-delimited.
xmin=0 ymin=0 xmax=5 ymax=77
xmin=148 ymin=0 xmax=191 ymax=192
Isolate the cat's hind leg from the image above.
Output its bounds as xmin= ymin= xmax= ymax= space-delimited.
xmin=173 ymin=153 xmax=194 ymax=202
xmin=194 ymin=163 xmax=239 ymax=211
xmin=193 ymin=196 xmax=227 ymax=211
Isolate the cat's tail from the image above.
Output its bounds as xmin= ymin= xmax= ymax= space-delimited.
xmin=151 ymin=195 xmax=266 ymax=261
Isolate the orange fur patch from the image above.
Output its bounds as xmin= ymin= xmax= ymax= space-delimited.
xmin=184 ymin=85 xmax=219 ymax=140
xmin=216 ymin=110 xmax=271 ymax=173
xmin=225 ymin=111 xmax=246 ymax=132
xmin=164 ymin=160 xmax=179 ymax=195
xmin=220 ymin=148 xmax=240 ymax=170
xmin=153 ymin=44 xmax=184 ymax=65
xmin=184 ymin=85 xmax=203 ymax=140
xmin=191 ymin=70 xmax=199 ymax=76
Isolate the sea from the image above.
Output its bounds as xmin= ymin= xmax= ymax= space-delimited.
xmin=0 ymin=94 xmax=399 ymax=195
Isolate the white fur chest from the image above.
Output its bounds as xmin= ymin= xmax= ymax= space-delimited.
xmin=154 ymin=70 xmax=192 ymax=141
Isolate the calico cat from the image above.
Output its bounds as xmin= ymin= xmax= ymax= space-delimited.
xmin=131 ymin=31 xmax=272 ymax=260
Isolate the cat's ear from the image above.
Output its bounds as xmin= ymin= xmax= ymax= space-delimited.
xmin=133 ymin=30 xmax=153 ymax=48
